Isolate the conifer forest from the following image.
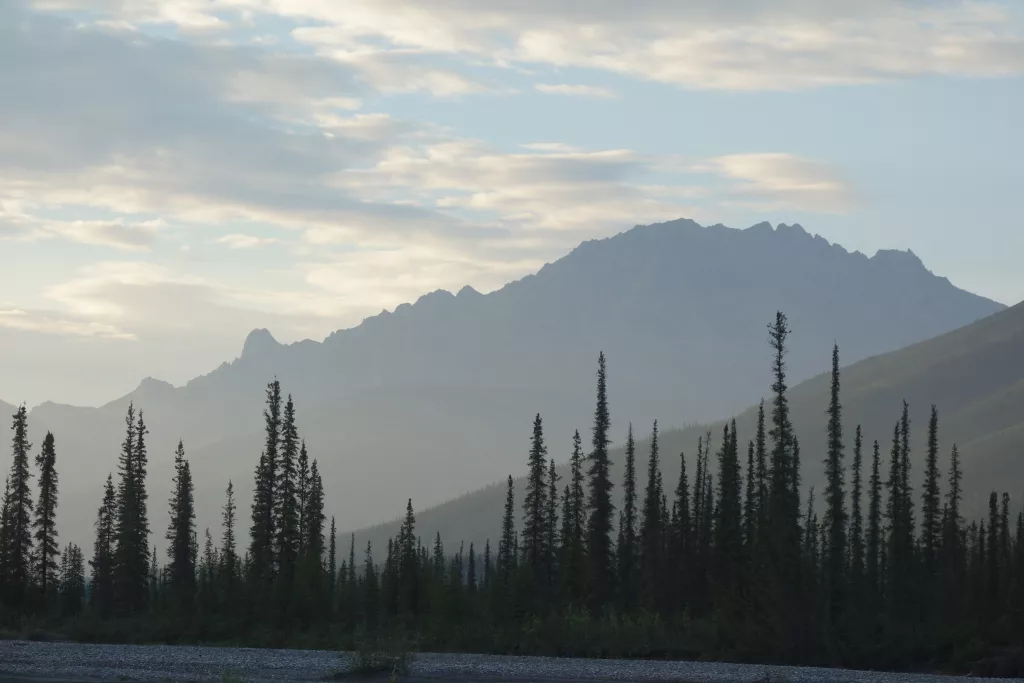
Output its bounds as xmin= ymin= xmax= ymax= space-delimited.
xmin=1 ymin=312 xmax=1022 ymax=673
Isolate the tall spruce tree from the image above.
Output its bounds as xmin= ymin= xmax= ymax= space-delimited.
xmin=585 ymin=352 xmax=614 ymax=612
xmin=672 ymin=448 xmax=690 ymax=613
xmin=639 ymin=421 xmax=664 ymax=611
xmin=822 ymin=343 xmax=846 ymax=625
xmin=34 ymin=431 xmax=58 ymax=598
xmin=250 ymin=380 xmax=281 ymax=588
xmin=165 ymin=441 xmax=196 ymax=603
xmin=866 ymin=439 xmax=883 ymax=608
xmin=849 ymin=425 xmax=865 ymax=606
xmin=545 ymin=455 xmax=560 ymax=601
xmin=4 ymin=405 xmax=34 ymax=607
xmin=297 ymin=441 xmax=310 ymax=555
xmin=522 ymin=413 xmax=548 ymax=600
xmin=744 ymin=440 xmax=757 ymax=549
xmin=113 ymin=405 xmax=151 ymax=614
xmin=921 ymin=405 xmax=942 ymax=583
xmin=276 ymin=394 xmax=300 ymax=587
xmin=90 ymin=474 xmax=117 ymax=618
xmin=499 ymin=476 xmax=516 ymax=587
xmin=221 ymin=481 xmax=237 ymax=581
xmin=618 ymin=423 xmax=639 ymax=610
xmin=714 ymin=420 xmax=743 ymax=601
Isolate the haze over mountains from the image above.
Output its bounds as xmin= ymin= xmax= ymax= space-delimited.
xmin=355 ymin=295 xmax=1024 ymax=552
xmin=0 ymin=219 xmax=1005 ymax=554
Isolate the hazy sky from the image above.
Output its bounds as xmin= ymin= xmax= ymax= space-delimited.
xmin=1 ymin=0 xmax=1022 ymax=408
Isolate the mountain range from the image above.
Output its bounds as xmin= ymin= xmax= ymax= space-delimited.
xmin=0 ymin=218 xmax=1004 ymax=554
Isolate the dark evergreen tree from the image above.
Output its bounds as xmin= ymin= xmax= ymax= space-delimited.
xmin=714 ymin=420 xmax=743 ymax=604
xmin=328 ymin=516 xmax=337 ymax=609
xmin=544 ymin=454 xmax=559 ymax=602
xmin=4 ymin=405 xmax=33 ymax=608
xmin=921 ymin=405 xmax=941 ymax=583
xmin=586 ymin=352 xmax=614 ymax=612
xmin=618 ymin=423 xmax=638 ymax=611
xmin=744 ymin=440 xmax=756 ymax=549
xmin=165 ymin=440 xmax=196 ymax=604
xmin=521 ymin=413 xmax=548 ymax=603
xmin=221 ymin=481 xmax=237 ymax=581
xmin=276 ymin=394 xmax=300 ymax=589
xmin=249 ymin=380 xmax=281 ymax=589
xmin=866 ymin=439 xmax=882 ymax=608
xmin=90 ymin=474 xmax=117 ymax=618
xmin=848 ymin=425 xmax=865 ymax=607
xmin=297 ymin=441 xmax=310 ymax=556
xmin=560 ymin=430 xmax=586 ymax=606
xmin=114 ymin=405 xmax=151 ymax=615
xmin=822 ymin=343 xmax=846 ymax=626
xmin=499 ymin=476 xmax=516 ymax=589
xmin=34 ymin=431 xmax=58 ymax=599
xmin=671 ymin=448 xmax=690 ymax=613
xmin=59 ymin=543 xmax=85 ymax=617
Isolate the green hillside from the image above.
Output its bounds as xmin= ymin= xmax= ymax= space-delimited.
xmin=349 ymin=300 xmax=1024 ymax=551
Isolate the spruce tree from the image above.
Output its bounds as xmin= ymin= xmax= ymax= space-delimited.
xmin=328 ymin=516 xmax=337 ymax=609
xmin=755 ymin=399 xmax=768 ymax=532
xmin=561 ymin=430 xmax=586 ymax=606
xmin=499 ymin=476 xmax=516 ymax=587
xmin=221 ymin=481 xmax=237 ymax=581
xmin=619 ymin=423 xmax=638 ymax=611
xmin=822 ymin=343 xmax=846 ymax=625
xmin=59 ymin=543 xmax=85 ymax=617
xmin=5 ymin=405 xmax=34 ymax=607
xmin=714 ymin=421 xmax=743 ymax=603
xmin=34 ymin=431 xmax=58 ymax=598
xmin=250 ymin=380 xmax=281 ymax=588
xmin=921 ymin=405 xmax=941 ymax=582
xmin=586 ymin=352 xmax=614 ymax=612
xmin=114 ymin=405 xmax=151 ymax=614
xmin=522 ymin=413 xmax=548 ymax=600
xmin=744 ymin=440 xmax=756 ymax=549
xmin=866 ymin=439 xmax=882 ymax=608
xmin=544 ymin=455 xmax=559 ymax=601
xmin=849 ymin=425 xmax=865 ymax=606
xmin=672 ymin=448 xmax=690 ymax=613
xmin=165 ymin=440 xmax=196 ymax=604
xmin=276 ymin=394 xmax=300 ymax=587
xmin=297 ymin=441 xmax=310 ymax=555
xmin=90 ymin=474 xmax=117 ymax=618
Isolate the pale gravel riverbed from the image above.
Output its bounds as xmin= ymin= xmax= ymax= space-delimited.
xmin=0 ymin=641 xmax=1011 ymax=683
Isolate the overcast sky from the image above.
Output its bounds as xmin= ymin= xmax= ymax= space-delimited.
xmin=1 ymin=0 xmax=1022 ymax=408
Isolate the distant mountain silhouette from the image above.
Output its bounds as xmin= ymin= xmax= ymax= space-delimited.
xmin=2 ymin=218 xmax=1004 ymax=554
xmin=352 ymin=297 xmax=1024 ymax=553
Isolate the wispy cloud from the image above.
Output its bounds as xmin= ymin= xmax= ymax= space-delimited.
xmin=699 ymin=153 xmax=854 ymax=214
xmin=535 ymin=83 xmax=614 ymax=98
xmin=215 ymin=233 xmax=280 ymax=249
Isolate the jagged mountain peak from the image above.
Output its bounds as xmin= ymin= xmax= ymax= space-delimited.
xmin=240 ymin=327 xmax=281 ymax=359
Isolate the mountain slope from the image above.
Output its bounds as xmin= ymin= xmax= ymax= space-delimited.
xmin=350 ymin=298 xmax=1024 ymax=552
xmin=5 ymin=218 xmax=1004 ymax=554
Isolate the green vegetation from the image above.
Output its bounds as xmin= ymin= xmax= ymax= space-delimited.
xmin=0 ymin=310 xmax=1022 ymax=676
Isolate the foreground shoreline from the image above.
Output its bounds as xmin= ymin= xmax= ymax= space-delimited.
xmin=0 ymin=641 xmax=1013 ymax=683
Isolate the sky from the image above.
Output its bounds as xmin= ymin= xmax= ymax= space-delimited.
xmin=1 ymin=0 xmax=1022 ymax=408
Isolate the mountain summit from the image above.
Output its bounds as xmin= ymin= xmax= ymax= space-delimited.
xmin=14 ymin=218 xmax=1004 ymax=554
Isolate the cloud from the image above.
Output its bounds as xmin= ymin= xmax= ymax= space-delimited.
xmin=535 ymin=83 xmax=614 ymax=98
xmin=63 ymin=0 xmax=1024 ymax=91
xmin=700 ymin=153 xmax=853 ymax=213
xmin=215 ymin=233 xmax=280 ymax=249
xmin=0 ymin=308 xmax=136 ymax=340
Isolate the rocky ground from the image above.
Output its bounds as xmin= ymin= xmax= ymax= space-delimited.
xmin=0 ymin=641 xmax=1012 ymax=683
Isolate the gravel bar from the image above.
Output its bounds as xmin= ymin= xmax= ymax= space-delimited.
xmin=0 ymin=640 xmax=1012 ymax=683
